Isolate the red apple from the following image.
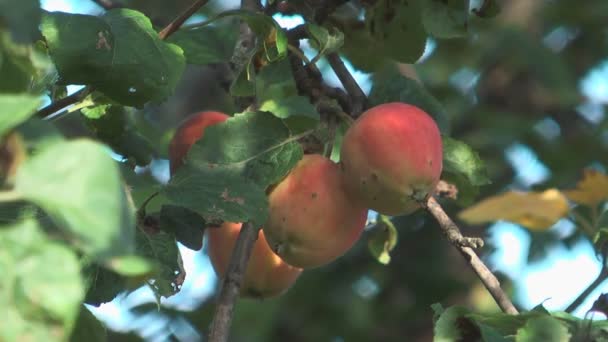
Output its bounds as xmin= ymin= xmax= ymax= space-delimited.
xmin=207 ymin=222 xmax=302 ymax=298
xmin=168 ymin=111 xmax=229 ymax=176
xmin=264 ymin=154 xmax=368 ymax=269
xmin=339 ymin=102 xmax=443 ymax=215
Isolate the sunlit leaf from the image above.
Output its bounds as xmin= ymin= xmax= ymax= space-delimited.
xmin=0 ymin=219 xmax=84 ymax=341
xmin=367 ymin=215 xmax=398 ymax=265
xmin=0 ymin=94 xmax=41 ymax=137
xmin=41 ymin=9 xmax=185 ymax=106
xmin=515 ymin=316 xmax=571 ymax=342
xmin=563 ymin=169 xmax=608 ymax=206
xmin=15 ymin=139 xmax=135 ymax=259
xmin=458 ymin=189 xmax=569 ymax=230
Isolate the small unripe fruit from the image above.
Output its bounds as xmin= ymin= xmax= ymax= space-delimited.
xmin=264 ymin=154 xmax=368 ymax=269
xmin=207 ymin=222 xmax=302 ymax=298
xmin=339 ymin=102 xmax=443 ymax=215
xmin=169 ymin=111 xmax=229 ymax=176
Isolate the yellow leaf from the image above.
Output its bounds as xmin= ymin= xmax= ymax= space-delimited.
xmin=563 ymin=169 xmax=608 ymax=206
xmin=458 ymin=189 xmax=569 ymax=231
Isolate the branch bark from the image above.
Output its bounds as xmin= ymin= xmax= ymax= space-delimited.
xmin=424 ymin=196 xmax=519 ymax=315
xmin=208 ymin=222 xmax=260 ymax=342
xmin=36 ymin=87 xmax=92 ymax=119
xmin=326 ymin=53 xmax=367 ymax=117
xmin=207 ymin=1 xmax=262 ymax=341
xmin=566 ymin=265 xmax=608 ymax=313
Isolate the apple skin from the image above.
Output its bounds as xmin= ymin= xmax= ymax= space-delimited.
xmin=339 ymin=102 xmax=443 ymax=216
xmin=168 ymin=111 xmax=229 ymax=176
xmin=263 ymin=154 xmax=368 ymax=269
xmin=206 ymin=222 xmax=302 ymax=298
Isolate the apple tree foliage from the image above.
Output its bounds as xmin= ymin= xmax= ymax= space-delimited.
xmin=1 ymin=0 xmax=608 ymax=341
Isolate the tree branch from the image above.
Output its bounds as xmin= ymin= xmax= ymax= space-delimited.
xmin=36 ymin=87 xmax=92 ymax=119
xmin=326 ymin=53 xmax=367 ymax=117
xmin=208 ymin=222 xmax=260 ymax=342
xmin=158 ymin=0 xmax=212 ymax=40
xmin=207 ymin=1 xmax=261 ymax=341
xmin=566 ymin=264 xmax=608 ymax=313
xmin=423 ymin=196 xmax=519 ymax=315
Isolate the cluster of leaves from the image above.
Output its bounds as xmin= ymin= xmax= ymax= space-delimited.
xmin=0 ymin=0 xmax=541 ymax=341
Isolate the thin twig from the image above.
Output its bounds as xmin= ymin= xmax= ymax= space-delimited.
xmin=90 ymin=0 xmax=123 ymax=10
xmin=326 ymin=53 xmax=367 ymax=117
xmin=158 ymin=0 xmax=212 ymax=40
xmin=566 ymin=265 xmax=608 ymax=313
xmin=424 ymin=196 xmax=519 ymax=315
xmin=208 ymin=222 xmax=260 ymax=342
xmin=36 ymin=87 xmax=92 ymax=119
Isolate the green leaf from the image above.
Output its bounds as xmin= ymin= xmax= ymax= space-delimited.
xmin=41 ymin=9 xmax=185 ymax=107
xmin=230 ymin=57 xmax=257 ymax=97
xmin=422 ymin=0 xmax=468 ymax=38
xmin=477 ymin=323 xmax=511 ymax=342
xmin=259 ymin=95 xmax=320 ymax=121
xmin=194 ymin=9 xmax=287 ymax=62
xmin=83 ymin=264 xmax=126 ymax=306
xmin=367 ymin=215 xmax=398 ymax=265
xmin=160 ymin=205 xmax=205 ymax=251
xmin=339 ymin=24 xmax=387 ymax=72
xmin=365 ymin=0 xmax=427 ymax=63
xmin=135 ymin=227 xmax=183 ymax=298
xmin=70 ymin=306 xmax=107 ymax=342
xmin=434 ymin=305 xmax=476 ymax=342
xmin=443 ymin=137 xmax=491 ymax=187
xmin=368 ymin=64 xmax=450 ymax=134
xmin=306 ymin=23 xmax=344 ymax=62
xmin=219 ymin=10 xmax=287 ymax=62
xmin=515 ymin=316 xmax=571 ymax=342
xmin=0 ymin=32 xmax=55 ymax=93
xmin=168 ymin=25 xmax=237 ymax=65
xmin=0 ymin=0 xmax=41 ymax=43
xmin=85 ymin=106 xmax=156 ymax=166
xmin=15 ymin=139 xmax=135 ymax=259
xmin=163 ymin=111 xmax=304 ymax=226
xmin=15 ymin=117 xmax=65 ymax=153
xmin=106 ymin=255 xmax=155 ymax=277
xmin=0 ymin=94 xmax=42 ymax=137
xmin=0 ymin=219 xmax=84 ymax=341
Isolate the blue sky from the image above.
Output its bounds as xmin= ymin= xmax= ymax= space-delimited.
xmin=39 ymin=0 xmax=608 ymax=337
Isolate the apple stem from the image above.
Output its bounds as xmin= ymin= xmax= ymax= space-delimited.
xmin=424 ymin=196 xmax=519 ymax=315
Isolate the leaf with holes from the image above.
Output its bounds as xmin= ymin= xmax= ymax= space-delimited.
xmin=40 ymin=9 xmax=185 ymax=107
xmin=135 ymin=228 xmax=183 ymax=298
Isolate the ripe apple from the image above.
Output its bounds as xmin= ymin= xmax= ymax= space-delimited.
xmin=264 ymin=154 xmax=368 ymax=269
xmin=206 ymin=222 xmax=302 ymax=298
xmin=339 ymin=102 xmax=443 ymax=215
xmin=168 ymin=111 xmax=229 ymax=176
